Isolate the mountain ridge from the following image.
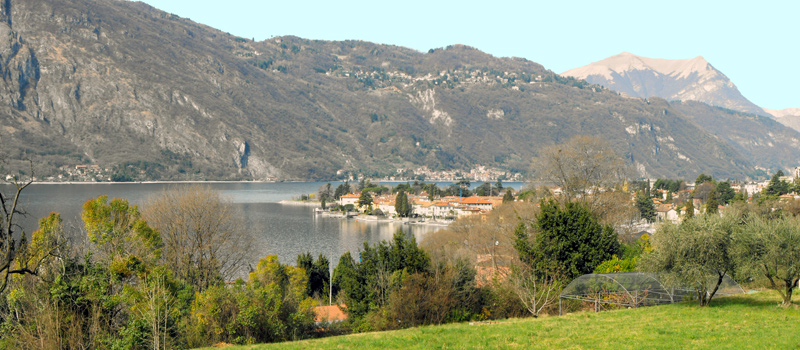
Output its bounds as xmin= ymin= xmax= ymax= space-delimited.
xmin=0 ymin=0 xmax=798 ymax=181
xmin=562 ymin=52 xmax=766 ymax=116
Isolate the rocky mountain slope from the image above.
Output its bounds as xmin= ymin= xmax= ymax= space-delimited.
xmin=0 ymin=0 xmax=798 ymax=181
xmin=766 ymin=108 xmax=800 ymax=133
xmin=562 ymin=52 xmax=767 ymax=116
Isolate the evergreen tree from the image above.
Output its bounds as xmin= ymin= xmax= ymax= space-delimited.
xmin=515 ymin=200 xmax=619 ymax=280
xmin=395 ymin=190 xmax=412 ymax=217
xmin=706 ymin=188 xmax=719 ymax=214
xmin=684 ymin=200 xmax=695 ymax=220
xmin=636 ymin=191 xmax=657 ymax=222
xmin=358 ymin=191 xmax=373 ymax=210
xmin=764 ymin=170 xmax=790 ymax=197
xmin=695 ymin=173 xmax=713 ymax=185
xmin=502 ymin=189 xmax=514 ymax=203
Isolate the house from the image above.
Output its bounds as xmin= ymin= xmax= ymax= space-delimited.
xmin=339 ymin=193 xmax=360 ymax=207
xmin=655 ymin=204 xmax=679 ymax=222
xmin=312 ymin=304 xmax=347 ymax=325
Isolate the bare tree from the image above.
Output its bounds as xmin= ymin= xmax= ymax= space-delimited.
xmin=532 ymin=135 xmax=628 ymax=212
xmin=508 ymin=264 xmax=562 ymax=317
xmin=0 ymin=167 xmax=57 ymax=293
xmin=142 ymin=185 xmax=254 ymax=291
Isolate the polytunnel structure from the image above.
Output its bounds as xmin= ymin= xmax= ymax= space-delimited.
xmin=559 ymin=272 xmax=745 ymax=314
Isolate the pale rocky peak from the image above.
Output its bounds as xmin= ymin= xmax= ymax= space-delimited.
xmin=562 ymin=52 xmax=716 ymax=80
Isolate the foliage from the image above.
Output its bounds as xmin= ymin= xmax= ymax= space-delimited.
xmin=502 ymin=189 xmax=514 ymax=203
xmin=715 ymin=181 xmax=735 ymax=205
xmin=514 ymin=200 xmax=619 ymax=281
xmin=594 ymin=234 xmax=651 ymax=273
xmin=635 ymin=191 xmax=656 ymax=222
xmin=763 ymin=170 xmax=790 ymax=197
xmin=297 ymin=252 xmax=330 ymax=298
xmin=705 ymin=188 xmax=719 ymax=214
xmin=684 ymin=200 xmax=695 ymax=220
xmin=332 ymin=231 xmax=430 ymax=319
xmin=641 ymin=214 xmax=737 ymax=306
xmin=394 ymin=190 xmax=412 ymax=218
xmin=189 ymin=255 xmax=315 ymax=346
xmin=357 ymin=191 xmax=373 ymax=210
xmin=653 ymin=178 xmax=683 ymax=193
xmin=734 ymin=213 xmax=800 ymax=306
xmin=694 ymin=173 xmax=713 ymax=185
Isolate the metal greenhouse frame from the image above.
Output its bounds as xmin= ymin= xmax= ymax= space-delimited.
xmin=558 ymin=272 xmax=745 ymax=314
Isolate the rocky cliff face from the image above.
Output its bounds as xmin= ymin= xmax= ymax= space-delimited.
xmin=0 ymin=0 xmax=798 ymax=181
xmin=562 ymin=52 xmax=767 ymax=116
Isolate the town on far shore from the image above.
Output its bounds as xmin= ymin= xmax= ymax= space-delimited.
xmin=294 ymin=166 xmax=800 ymax=230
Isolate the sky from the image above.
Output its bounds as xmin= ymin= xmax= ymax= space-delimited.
xmin=139 ymin=0 xmax=798 ymax=110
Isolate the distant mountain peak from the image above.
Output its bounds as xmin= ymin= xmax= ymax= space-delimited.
xmin=562 ymin=52 xmax=764 ymax=116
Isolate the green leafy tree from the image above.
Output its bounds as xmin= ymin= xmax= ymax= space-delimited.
xmin=695 ymin=173 xmax=713 ymax=185
xmin=636 ymin=191 xmax=656 ymax=222
xmin=514 ymin=200 xmax=619 ymax=281
xmin=641 ymin=214 xmax=737 ymax=306
xmin=735 ymin=214 xmax=800 ymax=306
xmin=358 ymin=191 xmax=373 ymax=210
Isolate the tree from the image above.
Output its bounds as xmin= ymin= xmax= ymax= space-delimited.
xmin=502 ymin=189 xmax=515 ymax=203
xmin=764 ymin=170 xmax=790 ymax=197
xmin=297 ymin=252 xmax=330 ymax=298
xmin=142 ymin=185 xmax=253 ymax=291
xmin=684 ymin=200 xmax=695 ymax=220
xmin=734 ymin=214 xmax=800 ymax=306
xmin=641 ymin=214 xmax=737 ymax=306
xmin=508 ymin=264 xmax=562 ymax=318
xmin=695 ymin=173 xmax=713 ymax=185
xmin=705 ymin=188 xmax=719 ymax=214
xmin=531 ymin=135 xmax=627 ymax=211
xmin=515 ymin=200 xmax=619 ymax=281
xmin=636 ymin=191 xmax=656 ymax=222
xmin=394 ymin=190 xmax=412 ymax=218
xmin=715 ymin=181 xmax=735 ymax=205
xmin=358 ymin=191 xmax=373 ymax=211
xmin=318 ymin=183 xmax=332 ymax=209
xmin=0 ymin=174 xmax=41 ymax=293
xmin=82 ymin=195 xmax=162 ymax=275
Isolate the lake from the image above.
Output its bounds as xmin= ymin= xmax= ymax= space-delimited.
xmin=6 ymin=181 xmax=524 ymax=267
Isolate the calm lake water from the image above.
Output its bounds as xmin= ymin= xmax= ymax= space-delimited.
xmin=7 ymin=181 xmax=523 ymax=266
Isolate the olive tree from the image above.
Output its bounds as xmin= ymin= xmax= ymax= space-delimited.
xmin=641 ymin=214 xmax=737 ymax=306
xmin=735 ymin=214 xmax=800 ymax=306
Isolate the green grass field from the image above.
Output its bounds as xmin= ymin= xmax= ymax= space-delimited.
xmin=198 ymin=291 xmax=800 ymax=349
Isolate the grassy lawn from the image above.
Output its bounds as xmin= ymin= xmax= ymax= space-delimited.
xmin=197 ymin=291 xmax=800 ymax=350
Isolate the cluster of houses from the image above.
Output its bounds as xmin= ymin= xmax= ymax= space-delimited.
xmin=338 ymin=192 xmax=503 ymax=219
xmin=650 ymin=176 xmax=800 ymax=223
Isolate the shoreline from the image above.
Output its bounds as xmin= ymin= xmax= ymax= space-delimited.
xmin=278 ymin=200 xmax=322 ymax=207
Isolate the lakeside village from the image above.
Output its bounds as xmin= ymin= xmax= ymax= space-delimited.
xmin=298 ymin=167 xmax=800 ymax=230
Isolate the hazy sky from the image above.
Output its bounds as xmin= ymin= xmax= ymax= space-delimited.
xmin=140 ymin=0 xmax=797 ymax=110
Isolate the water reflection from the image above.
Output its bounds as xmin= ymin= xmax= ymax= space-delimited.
xmin=6 ymin=181 xmax=521 ymax=266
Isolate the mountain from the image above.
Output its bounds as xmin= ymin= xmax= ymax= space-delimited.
xmin=562 ymin=52 xmax=766 ymax=116
xmin=0 ymin=0 xmax=798 ymax=181
xmin=765 ymin=108 xmax=800 ymax=133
